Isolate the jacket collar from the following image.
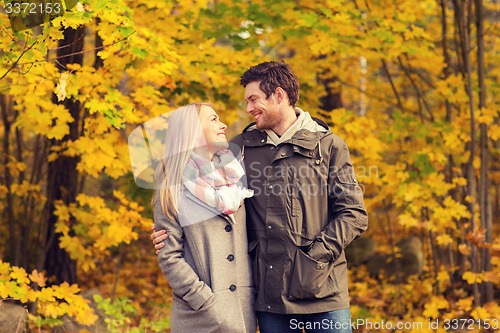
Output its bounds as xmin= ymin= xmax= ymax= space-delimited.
xmin=241 ymin=114 xmax=329 ymax=149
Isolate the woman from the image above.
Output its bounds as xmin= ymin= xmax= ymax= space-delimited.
xmin=153 ymin=103 xmax=256 ymax=332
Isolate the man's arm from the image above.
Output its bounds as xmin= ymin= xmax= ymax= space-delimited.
xmin=309 ymin=137 xmax=368 ymax=262
xmin=151 ymin=226 xmax=167 ymax=254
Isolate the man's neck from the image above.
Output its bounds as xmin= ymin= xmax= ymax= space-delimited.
xmin=272 ymin=107 xmax=299 ymax=136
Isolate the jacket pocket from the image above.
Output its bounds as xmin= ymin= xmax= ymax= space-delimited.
xmin=194 ymin=291 xmax=237 ymax=332
xmin=335 ymin=165 xmax=360 ymax=205
xmin=288 ymin=248 xmax=339 ymax=300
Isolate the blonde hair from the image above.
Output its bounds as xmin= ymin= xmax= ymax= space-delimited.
xmin=153 ymin=102 xmax=213 ymax=220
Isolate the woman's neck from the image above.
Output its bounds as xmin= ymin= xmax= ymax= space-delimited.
xmin=193 ymin=147 xmax=213 ymax=161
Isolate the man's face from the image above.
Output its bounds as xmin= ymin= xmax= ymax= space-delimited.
xmin=244 ymin=81 xmax=282 ymax=132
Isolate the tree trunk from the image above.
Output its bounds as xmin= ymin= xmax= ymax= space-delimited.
xmin=453 ymin=0 xmax=480 ymax=306
xmin=475 ymin=0 xmax=493 ymax=303
xmin=43 ymin=27 xmax=85 ymax=285
xmin=0 ymin=95 xmax=20 ymax=266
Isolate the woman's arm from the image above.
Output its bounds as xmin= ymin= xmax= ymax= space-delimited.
xmin=154 ymin=199 xmax=213 ymax=311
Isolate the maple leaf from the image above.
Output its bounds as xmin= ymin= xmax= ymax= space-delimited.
xmin=0 ymin=261 xmax=10 ymax=279
xmin=29 ymin=270 xmax=47 ymax=288
xmin=422 ymin=296 xmax=449 ymax=318
xmin=471 ymin=306 xmax=491 ymax=320
xmin=462 ymin=271 xmax=482 ymax=284
xmin=466 ymin=228 xmax=487 ymax=247
xmin=436 ymin=234 xmax=453 ymax=247
xmin=10 ymin=267 xmax=30 ymax=285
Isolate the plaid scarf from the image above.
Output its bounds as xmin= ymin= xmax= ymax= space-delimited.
xmin=183 ymin=149 xmax=253 ymax=216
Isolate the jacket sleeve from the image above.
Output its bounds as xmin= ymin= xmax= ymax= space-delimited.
xmin=310 ymin=137 xmax=368 ymax=262
xmin=153 ymin=197 xmax=213 ymax=310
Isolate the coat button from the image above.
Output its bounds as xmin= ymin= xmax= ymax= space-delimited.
xmin=227 ymin=254 xmax=235 ymax=262
xmin=260 ymin=139 xmax=265 ymax=143
xmin=229 ymin=285 xmax=237 ymax=292
xmin=266 ymin=305 xmax=271 ymax=310
xmin=225 ymin=225 xmax=232 ymax=232
xmin=267 ymin=225 xmax=272 ymax=230
xmin=269 ymin=265 xmax=273 ymax=270
xmin=268 ymin=185 xmax=273 ymax=190
xmin=281 ymin=152 xmax=285 ymax=156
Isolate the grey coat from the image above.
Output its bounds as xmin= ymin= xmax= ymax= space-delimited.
xmin=154 ymin=189 xmax=256 ymax=333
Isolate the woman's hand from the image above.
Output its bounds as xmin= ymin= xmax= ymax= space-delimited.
xmin=151 ymin=226 xmax=168 ymax=254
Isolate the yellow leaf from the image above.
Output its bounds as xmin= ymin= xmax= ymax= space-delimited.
xmin=484 ymin=302 xmax=500 ymax=319
xmin=477 ymin=107 xmax=499 ymax=124
xmin=456 ymin=297 xmax=473 ymax=312
xmin=436 ymin=234 xmax=453 ymax=246
xmin=471 ymin=306 xmax=491 ymax=320
xmin=37 ymin=288 xmax=56 ymax=302
xmin=462 ymin=271 xmax=482 ymax=284
xmin=0 ymin=261 xmax=10 ymax=279
xmin=437 ymin=270 xmax=449 ymax=284
xmin=489 ymin=124 xmax=500 ymax=141
xmin=0 ymin=282 xmax=10 ymax=298
xmin=452 ymin=177 xmax=467 ymax=186
xmin=10 ymin=267 xmax=30 ymax=285
xmin=423 ymin=296 xmax=449 ymax=318
xmin=401 ymin=183 xmax=422 ymax=202
xmin=398 ymin=213 xmax=419 ymax=228
xmin=458 ymin=244 xmax=471 ymax=256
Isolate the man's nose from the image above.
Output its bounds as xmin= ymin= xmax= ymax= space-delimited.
xmin=246 ymin=103 xmax=253 ymax=113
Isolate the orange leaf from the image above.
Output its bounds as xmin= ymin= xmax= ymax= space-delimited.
xmin=29 ymin=269 xmax=46 ymax=287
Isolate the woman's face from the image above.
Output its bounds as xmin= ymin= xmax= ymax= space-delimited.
xmin=199 ymin=105 xmax=228 ymax=151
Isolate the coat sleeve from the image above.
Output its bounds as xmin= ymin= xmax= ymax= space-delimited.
xmin=310 ymin=137 xmax=368 ymax=262
xmin=153 ymin=197 xmax=213 ymax=311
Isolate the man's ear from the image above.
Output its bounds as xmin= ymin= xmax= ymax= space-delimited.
xmin=275 ymin=87 xmax=286 ymax=104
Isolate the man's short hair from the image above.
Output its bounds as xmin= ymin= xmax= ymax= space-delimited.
xmin=240 ymin=61 xmax=300 ymax=107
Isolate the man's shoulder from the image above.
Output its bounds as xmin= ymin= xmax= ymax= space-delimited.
xmin=230 ymin=123 xmax=264 ymax=145
xmin=310 ymin=116 xmax=329 ymax=131
xmin=230 ymin=132 xmax=244 ymax=148
xmin=320 ymin=129 xmax=347 ymax=148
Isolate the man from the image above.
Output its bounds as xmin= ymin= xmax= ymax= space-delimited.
xmin=152 ymin=61 xmax=368 ymax=332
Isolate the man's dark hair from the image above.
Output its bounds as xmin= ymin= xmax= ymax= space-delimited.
xmin=240 ymin=61 xmax=300 ymax=107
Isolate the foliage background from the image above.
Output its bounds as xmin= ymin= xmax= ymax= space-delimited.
xmin=0 ymin=0 xmax=498 ymax=332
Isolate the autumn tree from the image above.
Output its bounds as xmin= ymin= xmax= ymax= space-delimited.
xmin=0 ymin=0 xmax=498 ymax=331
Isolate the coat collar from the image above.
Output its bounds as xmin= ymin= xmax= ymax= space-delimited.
xmin=241 ymin=122 xmax=329 ymax=150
